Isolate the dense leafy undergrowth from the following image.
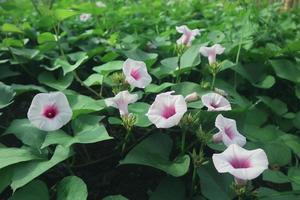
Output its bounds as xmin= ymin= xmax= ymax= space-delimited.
xmin=0 ymin=0 xmax=300 ymax=199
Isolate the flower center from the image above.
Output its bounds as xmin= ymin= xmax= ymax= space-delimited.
xmin=230 ymin=158 xmax=251 ymax=169
xmin=162 ymin=105 xmax=176 ymax=119
xmin=43 ymin=105 xmax=58 ymax=119
xmin=210 ymin=101 xmax=219 ymax=108
xmin=224 ymin=127 xmax=234 ymax=139
xmin=130 ymin=68 xmax=141 ymax=80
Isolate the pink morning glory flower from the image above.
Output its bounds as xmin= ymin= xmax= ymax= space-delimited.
xmin=213 ymin=114 xmax=246 ymax=147
xmin=123 ymin=58 xmax=152 ymax=89
xmin=27 ymin=92 xmax=73 ymax=132
xmin=80 ymin=13 xmax=92 ymax=22
xmin=213 ymin=144 xmax=269 ymax=185
xmin=176 ymin=25 xmax=200 ymax=46
xmin=146 ymin=91 xmax=187 ymax=128
xmin=199 ymin=44 xmax=225 ymax=65
xmin=201 ymin=92 xmax=231 ymax=111
xmin=105 ymin=90 xmax=138 ymax=116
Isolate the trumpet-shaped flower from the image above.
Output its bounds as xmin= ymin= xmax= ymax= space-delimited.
xmin=212 ymin=144 xmax=268 ymax=184
xmin=176 ymin=25 xmax=200 ymax=46
xmin=27 ymin=92 xmax=73 ymax=132
xmin=105 ymin=90 xmax=138 ymax=116
xmin=199 ymin=44 xmax=225 ymax=65
xmin=147 ymin=91 xmax=187 ymax=128
xmin=123 ymin=58 xmax=152 ymax=88
xmin=213 ymin=114 xmax=246 ymax=147
xmin=79 ymin=13 xmax=92 ymax=22
xmin=201 ymin=92 xmax=231 ymax=111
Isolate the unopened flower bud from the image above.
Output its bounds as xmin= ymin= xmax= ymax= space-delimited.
xmin=185 ymin=92 xmax=199 ymax=103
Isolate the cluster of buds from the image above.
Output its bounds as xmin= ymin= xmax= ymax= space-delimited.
xmin=110 ymin=72 xmax=129 ymax=95
xmin=121 ymin=113 xmax=136 ymax=132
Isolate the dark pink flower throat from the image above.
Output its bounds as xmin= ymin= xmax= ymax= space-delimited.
xmin=230 ymin=158 xmax=251 ymax=169
xmin=130 ymin=68 xmax=141 ymax=80
xmin=43 ymin=105 xmax=58 ymax=119
xmin=162 ymin=105 xmax=176 ymax=119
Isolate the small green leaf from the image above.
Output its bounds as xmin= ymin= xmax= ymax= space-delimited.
xmin=37 ymin=32 xmax=56 ymax=44
xmin=145 ymin=83 xmax=174 ymax=93
xmin=83 ymin=74 xmax=103 ymax=86
xmin=54 ymin=9 xmax=79 ymax=21
xmin=57 ymin=176 xmax=87 ymax=200
xmin=1 ymin=23 xmax=23 ymax=33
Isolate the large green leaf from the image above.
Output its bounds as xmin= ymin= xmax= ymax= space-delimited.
xmin=0 ymin=66 xmax=20 ymax=80
xmin=102 ymin=195 xmax=128 ymax=200
xmin=180 ymin=44 xmax=201 ymax=69
xmin=11 ymin=84 xmax=47 ymax=95
xmin=270 ymin=59 xmax=300 ymax=83
xmin=288 ymin=167 xmax=300 ymax=190
xmin=172 ymin=81 xmax=206 ymax=96
xmin=5 ymin=119 xmax=47 ymax=148
xmin=149 ymin=177 xmax=185 ymax=200
xmin=92 ymin=61 xmax=123 ymax=76
xmin=0 ymin=147 xmax=41 ymax=170
xmin=66 ymin=91 xmax=106 ymax=118
xmin=11 ymin=145 xmax=72 ymax=191
xmin=9 ymin=180 xmax=49 ymax=200
xmin=52 ymin=52 xmax=88 ymax=75
xmin=197 ymin=163 xmax=235 ymax=200
xmin=128 ymin=102 xmax=151 ymax=127
xmin=150 ymin=57 xmax=178 ymax=79
xmin=0 ymin=167 xmax=12 ymax=193
xmin=120 ymin=133 xmax=190 ymax=177
xmin=57 ymin=176 xmax=88 ymax=200
xmin=257 ymin=187 xmax=300 ymax=200
xmin=0 ymin=82 xmax=15 ymax=109
xmin=123 ymin=49 xmax=158 ymax=67
xmin=38 ymin=72 xmax=73 ymax=91
xmin=41 ymin=115 xmax=112 ymax=148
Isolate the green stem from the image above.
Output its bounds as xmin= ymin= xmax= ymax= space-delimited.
xmin=30 ymin=0 xmax=42 ymax=15
xmin=191 ymin=163 xmax=197 ymax=196
xmin=53 ymin=24 xmax=101 ymax=98
xmin=210 ymin=73 xmax=216 ymax=90
xmin=72 ymin=71 xmax=101 ymax=98
xmin=121 ymin=129 xmax=131 ymax=156
xmin=181 ymin=130 xmax=186 ymax=154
